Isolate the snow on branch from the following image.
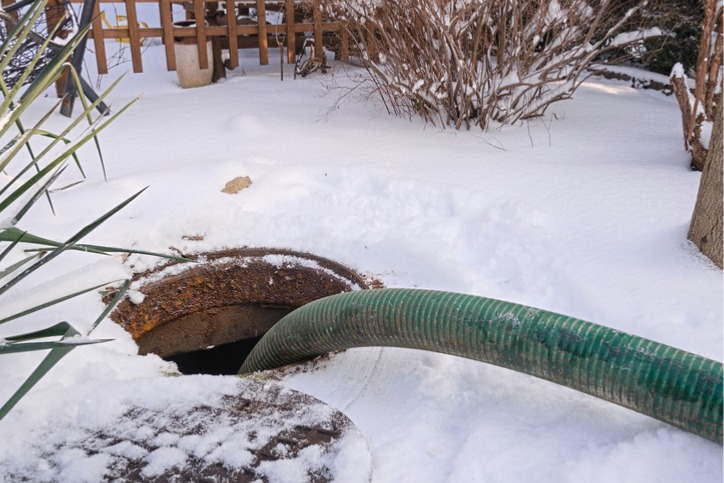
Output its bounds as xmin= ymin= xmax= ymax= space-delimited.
xmin=608 ymin=27 xmax=663 ymax=48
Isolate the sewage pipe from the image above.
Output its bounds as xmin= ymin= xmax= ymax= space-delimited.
xmin=239 ymin=288 xmax=723 ymax=443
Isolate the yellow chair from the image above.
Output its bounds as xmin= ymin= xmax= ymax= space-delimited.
xmin=99 ymin=11 xmax=148 ymax=44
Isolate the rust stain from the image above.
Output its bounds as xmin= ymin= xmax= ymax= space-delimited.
xmin=111 ymin=248 xmax=376 ymax=348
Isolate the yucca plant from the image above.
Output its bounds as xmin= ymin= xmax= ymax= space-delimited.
xmin=0 ymin=0 xmax=178 ymax=421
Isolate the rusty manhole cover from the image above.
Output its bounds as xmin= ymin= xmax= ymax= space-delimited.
xmin=2 ymin=377 xmax=372 ymax=482
xmin=112 ymin=248 xmax=369 ymax=374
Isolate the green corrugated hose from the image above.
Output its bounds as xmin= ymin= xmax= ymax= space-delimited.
xmin=239 ymin=288 xmax=723 ymax=443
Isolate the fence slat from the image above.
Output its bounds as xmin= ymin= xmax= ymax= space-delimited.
xmin=160 ymin=0 xmax=175 ymax=70
xmin=225 ymin=0 xmax=238 ymax=69
xmin=124 ymin=0 xmax=143 ymax=72
xmin=254 ymin=0 xmax=268 ymax=65
xmin=255 ymin=0 xmax=267 ymax=65
xmin=313 ymin=0 xmax=322 ymax=64
xmin=193 ymin=0 xmax=208 ymax=69
xmin=340 ymin=26 xmax=348 ymax=61
xmin=285 ymin=0 xmax=294 ymax=64
xmin=46 ymin=0 xmax=70 ymax=96
xmin=90 ymin=0 xmax=108 ymax=74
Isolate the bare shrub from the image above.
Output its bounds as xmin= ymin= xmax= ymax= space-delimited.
xmin=323 ymin=0 xmax=662 ymax=130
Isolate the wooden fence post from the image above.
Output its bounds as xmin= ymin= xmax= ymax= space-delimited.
xmin=193 ymin=0 xmax=209 ymax=69
xmin=313 ymin=0 xmax=321 ymax=64
xmin=90 ymin=0 xmax=108 ymax=74
xmin=124 ymin=0 xmax=144 ymax=72
xmin=45 ymin=0 xmax=70 ymax=96
xmin=160 ymin=0 xmax=176 ymax=70
xmin=285 ymin=0 xmax=294 ymax=64
xmin=226 ymin=0 xmax=239 ymax=69
xmin=256 ymin=0 xmax=267 ymax=65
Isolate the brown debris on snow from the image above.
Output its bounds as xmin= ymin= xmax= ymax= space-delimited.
xmin=222 ymin=176 xmax=252 ymax=194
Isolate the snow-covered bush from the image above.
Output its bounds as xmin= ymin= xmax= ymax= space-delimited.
xmin=324 ymin=0 xmax=662 ymax=130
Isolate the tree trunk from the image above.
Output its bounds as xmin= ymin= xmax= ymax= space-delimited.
xmin=688 ymin=94 xmax=723 ymax=269
xmin=671 ymin=75 xmax=709 ymax=170
xmin=670 ymin=0 xmax=723 ymax=171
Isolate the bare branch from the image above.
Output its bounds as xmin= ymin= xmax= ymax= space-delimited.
xmin=322 ymin=0 xmax=659 ymax=130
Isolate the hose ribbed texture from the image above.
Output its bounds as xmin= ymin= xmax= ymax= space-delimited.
xmin=239 ymin=288 xmax=723 ymax=443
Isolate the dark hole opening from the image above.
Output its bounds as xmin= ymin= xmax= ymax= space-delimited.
xmin=114 ymin=249 xmax=371 ymax=377
xmin=166 ymin=335 xmax=264 ymax=375
xmin=136 ymin=305 xmax=295 ymax=376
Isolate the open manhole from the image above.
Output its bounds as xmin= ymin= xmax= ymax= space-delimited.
xmin=101 ymin=248 xmax=374 ymax=480
xmin=112 ymin=248 xmax=369 ymax=375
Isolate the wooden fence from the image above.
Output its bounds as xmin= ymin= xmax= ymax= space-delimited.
xmin=64 ymin=0 xmax=346 ymax=79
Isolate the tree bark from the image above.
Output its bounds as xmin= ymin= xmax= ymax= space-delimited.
xmin=688 ymin=93 xmax=723 ymax=269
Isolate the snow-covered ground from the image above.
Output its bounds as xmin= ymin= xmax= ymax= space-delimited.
xmin=0 ymin=41 xmax=722 ymax=482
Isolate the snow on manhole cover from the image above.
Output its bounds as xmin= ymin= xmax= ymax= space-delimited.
xmin=2 ymin=377 xmax=371 ymax=482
